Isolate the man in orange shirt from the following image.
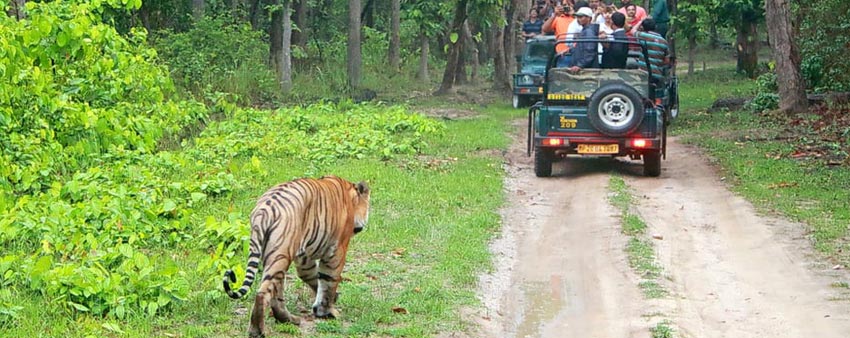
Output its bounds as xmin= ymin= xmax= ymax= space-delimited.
xmin=542 ymin=4 xmax=575 ymax=67
xmin=618 ymin=0 xmax=646 ymax=35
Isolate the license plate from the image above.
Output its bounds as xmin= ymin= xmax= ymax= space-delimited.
xmin=577 ymin=144 xmax=619 ymax=154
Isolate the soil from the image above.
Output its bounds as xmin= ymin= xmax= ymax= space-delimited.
xmin=473 ymin=119 xmax=850 ymax=337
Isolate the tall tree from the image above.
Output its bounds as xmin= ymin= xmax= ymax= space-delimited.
xmin=406 ymin=0 xmax=446 ymax=82
xmin=666 ymin=0 xmax=677 ymax=76
xmin=7 ymin=0 xmax=26 ymax=20
xmin=348 ymin=0 xmax=362 ymax=90
xmin=491 ymin=8 xmax=509 ymax=91
xmin=436 ymin=0 xmax=469 ymax=95
xmin=292 ymin=0 xmax=308 ymax=50
xmin=735 ymin=12 xmax=758 ymax=78
xmin=418 ymin=32 xmax=430 ymax=82
xmin=389 ymin=0 xmax=401 ymax=70
xmin=192 ymin=0 xmax=205 ymax=20
xmin=765 ymin=0 xmax=807 ymax=113
xmin=269 ymin=0 xmax=293 ymax=93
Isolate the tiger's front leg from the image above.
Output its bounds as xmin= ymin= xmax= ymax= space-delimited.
xmin=312 ymin=258 xmax=344 ymax=319
xmin=295 ymin=250 xmax=319 ymax=294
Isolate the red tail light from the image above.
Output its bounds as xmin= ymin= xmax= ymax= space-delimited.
xmin=632 ymin=139 xmax=647 ymax=148
xmin=545 ymin=138 xmax=563 ymax=146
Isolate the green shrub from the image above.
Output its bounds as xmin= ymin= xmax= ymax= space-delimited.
xmin=154 ymin=16 xmax=280 ymax=105
xmin=0 ymin=3 xmax=208 ymax=194
xmin=748 ymin=71 xmax=778 ymax=112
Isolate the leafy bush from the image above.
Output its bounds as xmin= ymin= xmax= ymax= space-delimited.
xmin=799 ymin=0 xmax=850 ymax=92
xmin=0 ymin=3 xmax=208 ymax=195
xmin=186 ymin=101 xmax=445 ymax=166
xmin=154 ymin=16 xmax=280 ymax=105
xmin=748 ymin=71 xmax=778 ymax=112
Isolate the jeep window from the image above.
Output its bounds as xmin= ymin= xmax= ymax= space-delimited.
xmin=526 ymin=43 xmax=554 ymax=61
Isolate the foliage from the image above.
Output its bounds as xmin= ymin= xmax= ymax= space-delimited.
xmin=1 ymin=97 xmax=442 ymax=319
xmin=186 ymin=102 xmax=445 ymax=166
xmin=0 ymin=2 xmax=208 ymax=196
xmin=747 ymin=71 xmax=778 ymax=112
xmin=154 ymin=16 xmax=281 ymax=105
xmin=798 ymin=0 xmax=850 ymax=92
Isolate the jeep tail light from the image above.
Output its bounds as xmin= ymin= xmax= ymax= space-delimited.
xmin=632 ymin=139 xmax=647 ymax=148
xmin=545 ymin=138 xmax=563 ymax=146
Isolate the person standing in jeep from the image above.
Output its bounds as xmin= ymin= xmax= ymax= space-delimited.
xmin=522 ymin=8 xmax=544 ymax=40
xmin=566 ymin=7 xmax=599 ymax=72
xmin=542 ymin=4 xmax=575 ymax=67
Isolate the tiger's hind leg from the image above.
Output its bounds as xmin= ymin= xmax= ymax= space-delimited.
xmin=270 ymin=287 xmax=301 ymax=325
xmin=249 ymin=259 xmax=293 ymax=337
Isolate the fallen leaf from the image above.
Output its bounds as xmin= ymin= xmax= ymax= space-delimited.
xmin=767 ymin=182 xmax=798 ymax=189
xmin=392 ymin=307 xmax=408 ymax=314
xmin=652 ymin=234 xmax=664 ymax=240
xmin=414 ymin=287 xmax=421 ymax=293
xmin=392 ymin=248 xmax=406 ymax=258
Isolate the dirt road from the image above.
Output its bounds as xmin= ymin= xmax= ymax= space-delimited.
xmin=475 ymin=120 xmax=850 ymax=337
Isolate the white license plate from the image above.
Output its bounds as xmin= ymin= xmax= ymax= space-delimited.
xmin=577 ymin=144 xmax=619 ymax=154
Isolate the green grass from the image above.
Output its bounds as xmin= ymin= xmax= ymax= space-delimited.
xmin=0 ymin=102 xmax=520 ymax=337
xmin=651 ymin=320 xmax=675 ymax=338
xmin=675 ymin=66 xmax=850 ymax=262
xmin=608 ymin=176 xmax=667 ymax=299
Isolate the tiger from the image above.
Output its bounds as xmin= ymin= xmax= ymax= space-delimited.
xmin=222 ymin=175 xmax=370 ymax=338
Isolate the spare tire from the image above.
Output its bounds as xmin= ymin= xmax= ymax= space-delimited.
xmin=588 ymin=83 xmax=644 ymax=137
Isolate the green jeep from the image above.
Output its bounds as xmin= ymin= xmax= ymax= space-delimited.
xmin=512 ymin=36 xmax=556 ymax=108
xmin=527 ymin=38 xmax=679 ymax=177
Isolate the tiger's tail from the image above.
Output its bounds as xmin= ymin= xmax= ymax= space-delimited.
xmin=223 ymin=210 xmax=266 ymax=299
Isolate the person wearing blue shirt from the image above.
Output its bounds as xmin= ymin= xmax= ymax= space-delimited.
xmin=522 ymin=8 xmax=544 ymax=39
xmin=567 ymin=7 xmax=600 ymax=71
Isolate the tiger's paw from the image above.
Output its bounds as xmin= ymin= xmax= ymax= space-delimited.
xmin=312 ymin=305 xmax=340 ymax=319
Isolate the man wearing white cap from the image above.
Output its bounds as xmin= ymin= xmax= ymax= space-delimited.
xmin=567 ymin=6 xmax=599 ymax=72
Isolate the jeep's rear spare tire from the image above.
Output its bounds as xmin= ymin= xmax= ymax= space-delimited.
xmin=588 ymin=83 xmax=644 ymax=137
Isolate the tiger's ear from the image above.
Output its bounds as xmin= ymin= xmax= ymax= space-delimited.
xmin=356 ymin=181 xmax=370 ymax=195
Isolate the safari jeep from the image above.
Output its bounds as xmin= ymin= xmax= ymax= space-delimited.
xmin=512 ymin=36 xmax=556 ymax=108
xmin=527 ymin=38 xmax=678 ymax=177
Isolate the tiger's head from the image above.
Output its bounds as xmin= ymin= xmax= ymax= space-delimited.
xmin=352 ymin=181 xmax=370 ymax=234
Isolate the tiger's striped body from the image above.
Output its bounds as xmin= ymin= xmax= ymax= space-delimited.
xmin=223 ymin=176 xmax=370 ymax=338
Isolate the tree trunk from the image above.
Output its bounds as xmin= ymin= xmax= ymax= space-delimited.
xmin=389 ymin=0 xmax=401 ymax=70
xmin=249 ymin=0 xmax=262 ymax=30
xmin=361 ymin=0 xmax=375 ymax=28
xmin=192 ymin=0 xmax=205 ymax=20
xmin=709 ymin=19 xmax=719 ymax=49
xmin=465 ymin=22 xmax=480 ymax=82
xmin=7 ymin=0 xmax=26 ymax=20
xmin=765 ymin=0 xmax=807 ymax=114
xmin=292 ymin=0 xmax=308 ymax=50
xmin=736 ymin=9 xmax=758 ymax=78
xmin=270 ymin=0 xmax=292 ymax=93
xmin=687 ymin=33 xmax=696 ymax=76
xmin=418 ymin=32 xmax=430 ymax=82
xmin=348 ymin=0 xmax=362 ymax=90
xmin=666 ymin=0 xmax=677 ymax=76
xmin=455 ymin=21 xmax=471 ymax=85
xmin=512 ymin=0 xmax=530 ymax=69
xmin=281 ymin=0 xmax=293 ymax=93
xmin=492 ymin=9 xmax=510 ymax=92
xmin=435 ymin=0 xmax=469 ymax=95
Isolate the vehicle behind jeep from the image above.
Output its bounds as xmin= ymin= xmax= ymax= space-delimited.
xmin=512 ymin=36 xmax=556 ymax=108
xmin=527 ymin=38 xmax=679 ymax=177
